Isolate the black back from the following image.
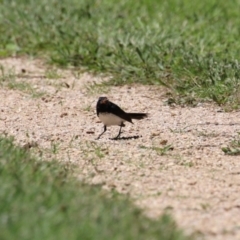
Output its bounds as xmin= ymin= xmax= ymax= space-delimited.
xmin=96 ymin=97 xmax=132 ymax=123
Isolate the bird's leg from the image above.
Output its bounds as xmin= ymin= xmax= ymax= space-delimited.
xmin=96 ymin=125 xmax=107 ymax=140
xmin=112 ymin=124 xmax=123 ymax=140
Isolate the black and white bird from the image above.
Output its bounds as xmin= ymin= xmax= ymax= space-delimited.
xmin=96 ymin=97 xmax=148 ymax=140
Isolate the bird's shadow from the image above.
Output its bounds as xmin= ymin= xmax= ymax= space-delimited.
xmin=110 ymin=135 xmax=141 ymax=141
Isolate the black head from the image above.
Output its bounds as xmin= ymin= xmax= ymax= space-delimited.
xmin=96 ymin=97 xmax=110 ymax=115
xmin=97 ymin=97 xmax=109 ymax=105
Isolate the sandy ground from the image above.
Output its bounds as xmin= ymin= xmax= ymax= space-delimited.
xmin=1 ymin=57 xmax=240 ymax=240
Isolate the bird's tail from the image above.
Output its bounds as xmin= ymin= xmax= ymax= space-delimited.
xmin=127 ymin=113 xmax=148 ymax=120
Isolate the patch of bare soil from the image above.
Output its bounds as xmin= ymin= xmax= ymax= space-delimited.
xmin=1 ymin=58 xmax=240 ymax=240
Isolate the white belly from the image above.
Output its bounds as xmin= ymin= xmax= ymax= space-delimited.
xmin=99 ymin=113 xmax=125 ymax=126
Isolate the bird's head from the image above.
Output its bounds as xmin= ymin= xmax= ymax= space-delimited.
xmin=97 ymin=97 xmax=109 ymax=105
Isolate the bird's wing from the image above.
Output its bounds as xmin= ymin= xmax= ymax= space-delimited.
xmin=109 ymin=102 xmax=133 ymax=123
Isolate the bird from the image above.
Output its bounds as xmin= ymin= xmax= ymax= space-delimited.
xmin=96 ymin=97 xmax=148 ymax=140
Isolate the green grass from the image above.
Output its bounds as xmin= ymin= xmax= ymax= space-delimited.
xmin=0 ymin=136 xmax=191 ymax=240
xmin=139 ymin=144 xmax=174 ymax=156
xmin=1 ymin=0 xmax=240 ymax=106
xmin=222 ymin=133 xmax=240 ymax=155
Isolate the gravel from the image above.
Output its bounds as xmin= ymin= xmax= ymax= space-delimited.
xmin=1 ymin=57 xmax=240 ymax=240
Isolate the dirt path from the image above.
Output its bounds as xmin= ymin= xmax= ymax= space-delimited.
xmin=1 ymin=58 xmax=240 ymax=240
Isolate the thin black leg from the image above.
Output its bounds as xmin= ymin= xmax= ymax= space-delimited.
xmin=96 ymin=125 xmax=107 ymax=140
xmin=113 ymin=125 xmax=123 ymax=140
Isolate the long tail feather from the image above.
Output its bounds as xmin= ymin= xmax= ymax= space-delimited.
xmin=127 ymin=113 xmax=148 ymax=120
